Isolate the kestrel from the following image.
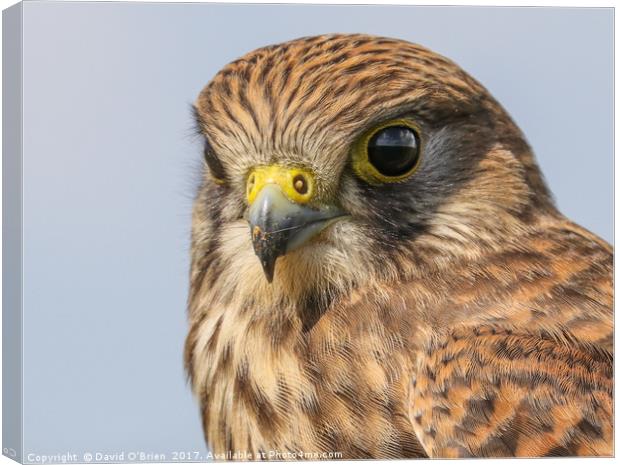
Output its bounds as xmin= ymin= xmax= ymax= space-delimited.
xmin=185 ymin=34 xmax=613 ymax=458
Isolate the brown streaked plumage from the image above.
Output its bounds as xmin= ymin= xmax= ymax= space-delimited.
xmin=185 ymin=34 xmax=613 ymax=458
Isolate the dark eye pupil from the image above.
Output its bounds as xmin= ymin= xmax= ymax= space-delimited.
xmin=367 ymin=126 xmax=420 ymax=177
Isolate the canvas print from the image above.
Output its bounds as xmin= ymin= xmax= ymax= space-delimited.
xmin=2 ymin=2 xmax=613 ymax=463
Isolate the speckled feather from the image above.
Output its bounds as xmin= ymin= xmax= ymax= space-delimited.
xmin=185 ymin=34 xmax=613 ymax=458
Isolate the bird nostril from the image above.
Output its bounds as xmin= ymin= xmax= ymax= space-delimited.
xmin=293 ymin=174 xmax=308 ymax=195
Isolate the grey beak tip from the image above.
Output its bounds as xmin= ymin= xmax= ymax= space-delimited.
xmin=260 ymin=258 xmax=276 ymax=283
xmin=248 ymin=184 xmax=346 ymax=284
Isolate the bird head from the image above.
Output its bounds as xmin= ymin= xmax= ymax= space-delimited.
xmin=190 ymin=34 xmax=555 ymax=299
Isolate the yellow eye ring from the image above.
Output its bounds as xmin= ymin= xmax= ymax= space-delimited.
xmin=208 ymin=170 xmax=226 ymax=185
xmin=351 ymin=119 xmax=422 ymax=185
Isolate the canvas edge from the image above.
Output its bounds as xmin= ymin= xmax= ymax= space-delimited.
xmin=2 ymin=1 xmax=23 ymax=463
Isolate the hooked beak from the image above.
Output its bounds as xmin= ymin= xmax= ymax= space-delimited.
xmin=247 ymin=166 xmax=346 ymax=283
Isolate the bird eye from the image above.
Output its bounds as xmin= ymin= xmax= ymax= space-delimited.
xmin=203 ymin=139 xmax=226 ymax=185
xmin=368 ymin=126 xmax=419 ymax=176
xmin=352 ymin=120 xmax=422 ymax=184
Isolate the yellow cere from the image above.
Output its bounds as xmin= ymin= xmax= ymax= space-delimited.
xmin=351 ymin=118 xmax=422 ymax=185
xmin=246 ymin=165 xmax=315 ymax=205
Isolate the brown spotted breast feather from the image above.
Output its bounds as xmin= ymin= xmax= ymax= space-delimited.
xmin=185 ymin=34 xmax=613 ymax=458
